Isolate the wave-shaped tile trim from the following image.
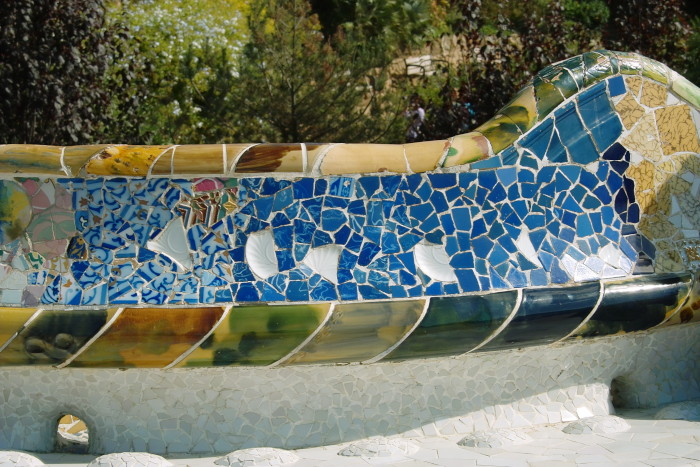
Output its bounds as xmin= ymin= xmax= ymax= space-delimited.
xmin=1 ymin=51 xmax=695 ymax=177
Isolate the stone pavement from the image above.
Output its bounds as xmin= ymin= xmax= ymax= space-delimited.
xmin=25 ymin=407 xmax=700 ymax=466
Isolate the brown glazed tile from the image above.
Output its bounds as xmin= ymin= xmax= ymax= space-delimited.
xmin=172 ymin=145 xmax=225 ymax=174
xmin=69 ymin=307 xmax=224 ymax=368
xmin=234 ymin=143 xmax=304 ymax=173
xmin=442 ymin=132 xmax=491 ymax=167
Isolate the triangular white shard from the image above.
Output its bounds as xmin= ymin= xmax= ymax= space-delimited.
xmin=246 ymin=230 xmax=279 ymax=279
xmin=147 ymin=217 xmax=193 ymax=270
xmin=516 ymin=230 xmax=543 ymax=268
xmin=303 ymin=244 xmax=342 ymax=284
xmin=414 ymin=242 xmax=458 ymax=282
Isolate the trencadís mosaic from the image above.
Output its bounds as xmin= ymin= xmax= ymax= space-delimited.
xmin=0 ymin=50 xmax=699 ymax=367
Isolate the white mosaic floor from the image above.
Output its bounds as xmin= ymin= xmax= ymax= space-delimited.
xmin=29 ymin=408 xmax=700 ymax=466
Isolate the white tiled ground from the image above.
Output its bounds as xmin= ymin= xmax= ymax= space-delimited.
xmin=32 ymin=408 xmax=700 ymax=466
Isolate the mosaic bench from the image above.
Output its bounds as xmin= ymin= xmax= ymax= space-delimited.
xmin=1 ymin=50 xmax=700 ymax=454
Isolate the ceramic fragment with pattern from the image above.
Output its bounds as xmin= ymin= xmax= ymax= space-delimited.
xmin=0 ymin=50 xmax=699 ymax=368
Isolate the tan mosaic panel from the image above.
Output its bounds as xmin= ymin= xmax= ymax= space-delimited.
xmin=404 ymin=140 xmax=447 ymax=173
xmin=640 ymin=81 xmax=668 ymax=108
xmin=621 ymin=113 xmax=663 ymax=162
xmin=442 ymin=132 xmax=491 ymax=167
xmin=83 ymin=146 xmax=170 ymax=176
xmin=320 ymin=144 xmax=407 ymax=175
xmin=626 ymin=160 xmax=655 ymax=211
xmin=655 ymin=105 xmax=700 ymax=156
xmin=625 ymin=76 xmax=643 ymax=98
xmin=172 ymin=145 xmax=225 ymax=174
xmin=615 ymin=93 xmax=646 ymax=130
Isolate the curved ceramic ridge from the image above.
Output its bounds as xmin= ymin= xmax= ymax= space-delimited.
xmin=302 ymin=245 xmax=342 ymax=285
xmin=0 ymin=50 xmax=686 ymax=177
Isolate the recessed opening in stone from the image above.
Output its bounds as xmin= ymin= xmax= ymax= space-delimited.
xmin=55 ymin=413 xmax=89 ymax=454
xmin=610 ymin=376 xmax=638 ymax=410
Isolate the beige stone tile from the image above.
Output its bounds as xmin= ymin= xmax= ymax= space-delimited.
xmin=404 ymin=140 xmax=448 ymax=172
xmin=320 ymin=144 xmax=407 ymax=175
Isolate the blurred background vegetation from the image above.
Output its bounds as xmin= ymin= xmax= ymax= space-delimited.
xmin=1 ymin=0 xmax=698 ymax=146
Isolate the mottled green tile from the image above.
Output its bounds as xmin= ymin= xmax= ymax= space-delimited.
xmin=499 ymin=85 xmax=538 ymax=133
xmin=671 ymin=74 xmax=700 ymax=109
xmin=385 ymin=292 xmax=517 ymax=361
xmin=179 ymin=304 xmax=330 ymax=367
xmin=474 ymin=114 xmax=523 ymax=154
xmin=583 ymin=51 xmax=614 ymax=87
xmin=641 ymin=57 xmax=670 ymax=85
xmin=615 ymin=51 xmax=644 ymax=76
xmin=282 ymin=300 xmax=424 ymax=365
xmin=534 ymin=76 xmax=565 ymax=119
xmin=0 ymin=309 xmax=107 ymax=366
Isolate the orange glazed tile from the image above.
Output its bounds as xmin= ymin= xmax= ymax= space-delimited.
xmin=84 ymin=145 xmax=171 ymax=176
xmin=234 ymin=144 xmax=304 ymax=173
xmin=0 ymin=145 xmax=63 ymax=174
xmin=172 ymin=145 xmax=225 ymax=174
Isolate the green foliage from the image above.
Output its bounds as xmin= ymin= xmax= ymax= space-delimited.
xmin=0 ymin=0 xmax=124 ymax=144
xmin=604 ymin=0 xmax=691 ymax=74
xmin=563 ymin=0 xmax=609 ymax=29
xmin=688 ymin=17 xmax=700 ymax=85
xmin=234 ymin=0 xmax=405 ymax=143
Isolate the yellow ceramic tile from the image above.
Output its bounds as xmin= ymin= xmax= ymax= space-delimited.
xmin=70 ymin=307 xmax=224 ymax=368
xmin=0 ymin=308 xmax=38 ymax=349
xmin=404 ymin=140 xmax=448 ymax=172
xmin=84 ymin=145 xmax=170 ymax=176
xmin=0 ymin=145 xmax=63 ymax=174
xmin=320 ymin=144 xmax=407 ymax=175
xmin=281 ymin=300 xmax=425 ymax=365
xmin=640 ymin=81 xmax=668 ymax=108
xmin=234 ymin=144 xmax=304 ymax=173
xmin=655 ymin=105 xmax=700 ymax=155
xmin=621 ymin=113 xmax=663 ymax=162
xmin=441 ymin=132 xmax=491 ymax=167
xmin=625 ymin=77 xmax=643 ymax=98
xmin=614 ymin=93 xmax=646 ymax=130
xmin=62 ymin=145 xmax=111 ymax=176
xmin=172 ymin=145 xmax=225 ymax=174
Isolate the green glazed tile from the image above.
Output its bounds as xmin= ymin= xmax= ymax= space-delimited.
xmin=615 ymin=51 xmax=643 ymax=75
xmin=554 ymin=55 xmax=585 ymax=89
xmin=0 ymin=309 xmax=107 ymax=366
xmin=572 ymin=273 xmax=691 ymax=338
xmin=671 ymin=74 xmax=700 ymax=109
xmin=385 ymin=291 xmax=518 ymax=361
xmin=179 ymin=304 xmax=330 ymax=367
xmin=281 ymin=300 xmax=424 ymax=365
xmin=474 ymin=114 xmax=523 ymax=154
xmin=534 ymin=76 xmax=565 ymax=119
xmin=583 ymin=51 xmax=614 ymax=87
xmin=641 ymin=58 xmax=670 ymax=85
xmin=500 ymin=85 xmax=539 ymax=133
